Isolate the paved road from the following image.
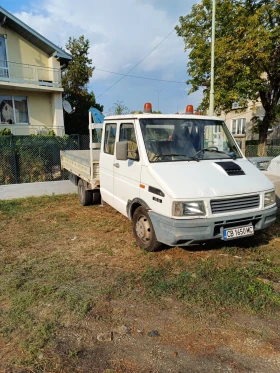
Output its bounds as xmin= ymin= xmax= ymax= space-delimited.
xmin=0 ymin=180 xmax=77 ymax=200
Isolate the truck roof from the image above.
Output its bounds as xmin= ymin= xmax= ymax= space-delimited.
xmin=103 ymin=113 xmax=223 ymax=121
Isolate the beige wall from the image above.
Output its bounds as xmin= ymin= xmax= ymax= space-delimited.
xmin=50 ymin=92 xmax=64 ymax=128
xmin=0 ymin=89 xmax=66 ymax=135
xmin=0 ymin=25 xmax=57 ymax=67
xmin=0 ymin=25 xmax=65 ymax=136
xmin=219 ymin=101 xmax=264 ymax=140
xmin=0 ymin=89 xmax=52 ymax=126
xmin=28 ymin=92 xmax=53 ymax=127
xmin=220 ymin=101 xmax=280 ymax=141
xmin=0 ymin=26 xmax=61 ymax=84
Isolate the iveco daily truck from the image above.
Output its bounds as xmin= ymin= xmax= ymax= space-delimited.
xmin=61 ymin=103 xmax=277 ymax=251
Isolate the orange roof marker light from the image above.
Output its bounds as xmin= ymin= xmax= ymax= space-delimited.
xmin=185 ymin=105 xmax=194 ymax=114
xmin=144 ymin=102 xmax=152 ymax=113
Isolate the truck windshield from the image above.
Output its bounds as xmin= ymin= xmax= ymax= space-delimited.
xmin=139 ymin=118 xmax=242 ymax=163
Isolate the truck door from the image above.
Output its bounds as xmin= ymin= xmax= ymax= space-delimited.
xmin=113 ymin=121 xmax=141 ymax=216
xmin=99 ymin=122 xmax=117 ymax=207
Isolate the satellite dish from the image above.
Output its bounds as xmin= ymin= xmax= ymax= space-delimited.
xmin=62 ymin=100 xmax=73 ymax=114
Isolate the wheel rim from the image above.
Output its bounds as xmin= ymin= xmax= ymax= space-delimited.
xmin=135 ymin=214 xmax=151 ymax=243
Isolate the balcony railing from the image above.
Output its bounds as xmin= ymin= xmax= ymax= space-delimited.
xmin=0 ymin=60 xmax=62 ymax=88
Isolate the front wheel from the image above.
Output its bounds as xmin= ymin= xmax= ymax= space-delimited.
xmin=132 ymin=206 xmax=162 ymax=252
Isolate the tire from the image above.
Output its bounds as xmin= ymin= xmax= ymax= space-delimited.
xmin=78 ymin=179 xmax=92 ymax=206
xmin=132 ymin=206 xmax=162 ymax=252
xmin=92 ymin=189 xmax=101 ymax=205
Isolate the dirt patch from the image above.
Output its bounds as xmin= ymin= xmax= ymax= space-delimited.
xmin=0 ymin=195 xmax=280 ymax=372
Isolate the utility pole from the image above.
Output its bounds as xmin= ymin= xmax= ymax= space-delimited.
xmin=209 ymin=0 xmax=216 ymax=116
xmin=156 ymin=89 xmax=161 ymax=112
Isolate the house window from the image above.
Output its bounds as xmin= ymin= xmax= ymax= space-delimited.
xmin=232 ymin=118 xmax=246 ymax=135
xmin=0 ymin=36 xmax=8 ymax=78
xmin=0 ymin=96 xmax=29 ymax=124
xmin=232 ymin=102 xmax=247 ymax=110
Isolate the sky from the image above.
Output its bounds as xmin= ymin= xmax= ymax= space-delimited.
xmin=2 ymin=0 xmax=203 ymax=114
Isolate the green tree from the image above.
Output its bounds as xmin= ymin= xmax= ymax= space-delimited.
xmin=176 ymin=0 xmax=280 ymax=155
xmin=109 ymin=101 xmax=129 ymax=115
xmin=62 ymin=35 xmax=103 ymax=134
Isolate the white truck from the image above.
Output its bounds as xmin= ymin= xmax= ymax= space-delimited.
xmin=60 ymin=103 xmax=277 ymax=251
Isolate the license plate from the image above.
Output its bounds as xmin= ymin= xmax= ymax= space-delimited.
xmin=223 ymin=225 xmax=254 ymax=240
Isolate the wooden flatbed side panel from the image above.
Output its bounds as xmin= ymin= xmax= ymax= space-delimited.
xmin=61 ymin=155 xmax=99 ymax=186
xmin=61 ymin=156 xmax=91 ymax=183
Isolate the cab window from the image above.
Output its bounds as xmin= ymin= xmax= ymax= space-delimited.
xmin=104 ymin=123 xmax=117 ymax=155
xmin=119 ymin=123 xmax=139 ymax=160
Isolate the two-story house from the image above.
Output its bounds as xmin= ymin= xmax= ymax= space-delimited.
xmin=220 ymin=101 xmax=280 ymax=144
xmin=0 ymin=6 xmax=72 ymax=136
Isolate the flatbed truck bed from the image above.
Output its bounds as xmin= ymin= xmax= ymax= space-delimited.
xmin=60 ymin=149 xmax=100 ymax=188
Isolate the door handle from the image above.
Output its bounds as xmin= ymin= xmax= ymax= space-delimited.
xmin=113 ymin=163 xmax=120 ymax=168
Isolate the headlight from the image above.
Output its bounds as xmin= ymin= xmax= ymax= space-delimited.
xmin=172 ymin=201 xmax=206 ymax=217
xmin=264 ymin=191 xmax=275 ymax=207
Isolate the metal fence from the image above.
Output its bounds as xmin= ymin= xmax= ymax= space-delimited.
xmin=0 ymin=135 xmax=90 ymax=185
xmin=1 ymin=135 xmax=280 ymax=186
xmin=245 ymin=145 xmax=280 ymax=158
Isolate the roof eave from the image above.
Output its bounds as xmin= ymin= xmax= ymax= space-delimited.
xmin=0 ymin=6 xmax=72 ymax=61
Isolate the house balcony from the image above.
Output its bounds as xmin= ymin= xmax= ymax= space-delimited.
xmin=0 ymin=60 xmax=63 ymax=92
xmin=0 ymin=123 xmax=65 ymax=136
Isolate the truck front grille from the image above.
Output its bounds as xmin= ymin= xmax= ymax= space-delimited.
xmin=210 ymin=194 xmax=260 ymax=214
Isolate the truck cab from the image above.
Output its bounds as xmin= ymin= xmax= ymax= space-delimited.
xmin=97 ymin=104 xmax=277 ymax=251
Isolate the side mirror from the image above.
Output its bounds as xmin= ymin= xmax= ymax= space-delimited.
xmin=116 ymin=141 xmax=128 ymax=160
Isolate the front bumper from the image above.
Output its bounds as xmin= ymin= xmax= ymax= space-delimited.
xmin=148 ymin=206 xmax=277 ymax=246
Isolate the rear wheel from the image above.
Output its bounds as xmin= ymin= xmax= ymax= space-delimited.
xmin=132 ymin=206 xmax=161 ymax=252
xmin=92 ymin=189 xmax=101 ymax=205
xmin=78 ymin=179 xmax=92 ymax=206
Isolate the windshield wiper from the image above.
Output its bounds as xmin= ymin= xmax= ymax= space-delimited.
xmin=153 ymin=153 xmax=189 ymax=161
xmin=194 ymin=147 xmax=235 ymax=159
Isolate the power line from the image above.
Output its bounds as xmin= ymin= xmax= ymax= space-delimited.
xmin=95 ymin=68 xmax=186 ymax=84
xmin=96 ymin=28 xmax=175 ymax=98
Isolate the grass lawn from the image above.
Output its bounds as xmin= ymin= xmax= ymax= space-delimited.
xmin=0 ymin=195 xmax=280 ymax=372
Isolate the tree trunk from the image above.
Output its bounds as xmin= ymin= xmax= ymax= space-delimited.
xmin=258 ymin=87 xmax=278 ymax=157
xmin=257 ymin=117 xmax=270 ymax=156
xmin=258 ymin=128 xmax=267 ymax=156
